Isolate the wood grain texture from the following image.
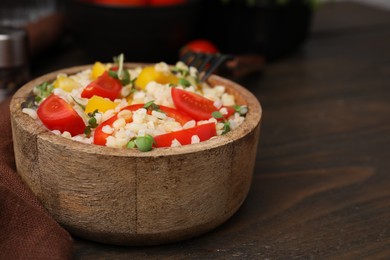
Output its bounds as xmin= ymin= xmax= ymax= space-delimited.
xmin=10 ymin=67 xmax=261 ymax=245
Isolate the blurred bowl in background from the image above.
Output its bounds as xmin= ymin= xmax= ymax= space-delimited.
xmin=199 ymin=1 xmax=313 ymax=61
xmin=65 ymin=0 xmax=203 ymax=63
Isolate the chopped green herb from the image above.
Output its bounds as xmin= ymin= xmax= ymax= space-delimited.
xmin=71 ymin=96 xmax=86 ymax=110
xmin=171 ymin=67 xmax=180 ymax=73
xmin=33 ymin=81 xmax=54 ymax=103
xmin=171 ymin=66 xmax=189 ymax=77
xmin=144 ymin=100 xmax=155 ymax=108
xmin=108 ymin=70 xmax=118 ymax=79
xmin=212 ymin=110 xmax=231 ymax=134
xmin=212 ymin=111 xmax=224 ymax=119
xmin=84 ymin=109 xmax=99 ymax=137
xmin=179 ymin=78 xmax=192 ymax=87
xmin=35 ymin=95 xmax=42 ymax=103
xmin=109 ymin=53 xmax=133 ymax=86
xmin=84 ymin=126 xmax=92 ymax=136
xmin=124 ymin=87 xmax=136 ymax=98
xmin=88 ymin=117 xmax=98 ymax=128
xmin=222 ymin=121 xmax=231 ymax=135
xmin=87 ymin=109 xmax=99 ymax=118
xmin=144 ymin=100 xmax=163 ymax=113
xmin=234 ymin=105 xmax=248 ymax=116
xmin=120 ymin=69 xmax=131 ymax=86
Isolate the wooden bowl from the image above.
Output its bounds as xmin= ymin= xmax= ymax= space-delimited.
xmin=10 ymin=64 xmax=262 ymax=246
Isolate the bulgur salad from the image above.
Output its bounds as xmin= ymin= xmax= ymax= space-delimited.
xmin=22 ymin=54 xmax=248 ymax=151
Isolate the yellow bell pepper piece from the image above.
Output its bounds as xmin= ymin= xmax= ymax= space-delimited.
xmin=91 ymin=62 xmax=107 ymax=80
xmin=85 ymin=95 xmax=118 ymax=114
xmin=53 ymin=75 xmax=81 ymax=92
xmin=135 ymin=66 xmax=178 ymax=89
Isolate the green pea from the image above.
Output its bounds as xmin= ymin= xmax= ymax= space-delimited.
xmin=135 ymin=135 xmax=154 ymax=152
xmin=126 ymin=140 xmax=136 ymax=149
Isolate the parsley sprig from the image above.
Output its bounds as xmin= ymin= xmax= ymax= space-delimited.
xmin=108 ymin=53 xmax=134 ymax=86
xmin=143 ymin=100 xmax=164 ymax=114
xmin=212 ymin=105 xmax=248 ymax=135
xmin=212 ymin=111 xmax=231 ymax=135
xmin=33 ymin=81 xmax=54 ymax=104
xmin=171 ymin=65 xmax=199 ymax=87
xmin=71 ymin=96 xmax=86 ymax=110
xmin=22 ymin=81 xmax=54 ymax=109
xmin=179 ymin=78 xmax=192 ymax=87
xmin=171 ymin=66 xmax=189 ymax=77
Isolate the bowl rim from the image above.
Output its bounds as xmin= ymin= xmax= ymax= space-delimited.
xmin=11 ymin=63 xmax=262 ymax=157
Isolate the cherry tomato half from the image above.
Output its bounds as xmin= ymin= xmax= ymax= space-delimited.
xmin=180 ymin=39 xmax=219 ymax=55
xmin=81 ymin=71 xmax=122 ymax=101
xmin=37 ymin=94 xmax=86 ymax=136
xmin=171 ymin=87 xmax=234 ymax=121
xmin=154 ymin=122 xmax=216 ymax=147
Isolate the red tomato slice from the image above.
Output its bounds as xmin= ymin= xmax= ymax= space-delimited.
xmin=171 ymin=87 xmax=234 ymax=121
xmin=154 ymin=122 xmax=216 ymax=148
xmin=93 ymin=114 xmax=119 ymax=145
xmin=120 ymin=103 xmax=145 ymax=112
xmin=158 ymin=105 xmax=194 ymax=125
xmin=37 ymin=94 xmax=86 ymax=136
xmin=81 ymin=71 xmax=122 ymax=101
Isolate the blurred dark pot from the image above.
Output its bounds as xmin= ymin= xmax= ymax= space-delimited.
xmin=200 ymin=0 xmax=313 ymax=60
xmin=65 ymin=0 xmax=203 ymax=63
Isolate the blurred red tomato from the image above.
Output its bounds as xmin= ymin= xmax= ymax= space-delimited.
xmin=92 ymin=0 xmax=148 ymax=6
xmin=149 ymin=0 xmax=185 ymax=5
xmin=181 ymin=39 xmax=219 ymax=55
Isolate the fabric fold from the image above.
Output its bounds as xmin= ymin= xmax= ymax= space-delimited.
xmin=0 ymin=98 xmax=73 ymax=260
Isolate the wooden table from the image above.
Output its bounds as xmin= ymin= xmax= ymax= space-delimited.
xmin=30 ymin=2 xmax=390 ymax=258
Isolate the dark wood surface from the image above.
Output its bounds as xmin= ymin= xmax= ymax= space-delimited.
xmin=30 ymin=2 xmax=390 ymax=259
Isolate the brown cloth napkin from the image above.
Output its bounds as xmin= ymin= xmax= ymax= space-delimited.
xmin=0 ymin=98 xmax=73 ymax=259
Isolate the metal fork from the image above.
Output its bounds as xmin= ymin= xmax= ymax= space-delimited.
xmin=180 ymin=52 xmax=234 ymax=82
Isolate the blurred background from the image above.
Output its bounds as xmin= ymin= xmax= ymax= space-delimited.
xmin=0 ymin=0 xmax=389 ymax=100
